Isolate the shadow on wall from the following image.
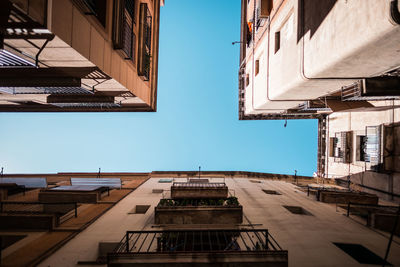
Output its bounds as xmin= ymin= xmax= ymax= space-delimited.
xmin=297 ymin=0 xmax=338 ymax=43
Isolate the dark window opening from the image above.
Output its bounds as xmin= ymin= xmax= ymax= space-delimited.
xmin=125 ymin=0 xmax=135 ymax=23
xmin=132 ymin=205 xmax=150 ymax=214
xmin=83 ymin=0 xmax=107 ymax=27
xmin=0 ymin=235 xmax=27 ymax=250
xmin=283 ymin=205 xmax=312 ymax=215
xmin=357 ymin=135 xmax=367 ymax=161
xmin=274 ymin=31 xmax=280 ymax=53
xmin=137 ymin=3 xmax=152 ymax=81
xmin=329 ymin=137 xmax=338 ymax=158
xmin=333 ymin=243 xmax=391 ymax=265
xmin=9 ymin=0 xmax=47 ymax=26
xmin=262 ymin=189 xmax=281 ymax=195
xmin=112 ymin=0 xmax=136 ymax=61
xmin=255 ymin=59 xmax=260 ymax=76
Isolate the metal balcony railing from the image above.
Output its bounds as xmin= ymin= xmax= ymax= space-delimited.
xmin=172 ymin=182 xmax=227 ymax=188
xmin=110 ymin=229 xmax=284 ymax=255
xmin=0 ymin=201 xmax=77 ymax=216
xmin=157 ymin=197 xmax=239 ymax=207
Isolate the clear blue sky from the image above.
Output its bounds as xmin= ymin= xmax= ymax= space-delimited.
xmin=0 ymin=0 xmax=317 ymax=176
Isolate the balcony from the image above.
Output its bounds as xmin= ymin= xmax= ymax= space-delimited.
xmin=171 ymin=182 xmax=228 ymax=199
xmin=154 ymin=197 xmax=243 ymax=224
xmin=108 ymin=229 xmax=288 ymax=267
xmin=341 ymin=77 xmax=400 ymax=102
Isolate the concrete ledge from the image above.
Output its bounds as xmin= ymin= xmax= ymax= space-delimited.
xmin=171 ymin=187 xmax=228 ymax=199
xmin=39 ymin=191 xmax=99 ymax=203
xmin=319 ymin=191 xmax=378 ymax=205
xmin=0 ymin=214 xmax=56 ymax=230
xmin=154 ymin=206 xmax=243 ymax=224
xmin=108 ymin=251 xmax=288 ymax=267
xmin=371 ymin=213 xmax=400 ymax=235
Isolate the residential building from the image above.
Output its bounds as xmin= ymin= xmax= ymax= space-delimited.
xmin=0 ymin=0 xmax=164 ymax=112
xmin=1 ymin=171 xmax=400 ymax=266
xmin=238 ymin=0 xmax=400 ymax=202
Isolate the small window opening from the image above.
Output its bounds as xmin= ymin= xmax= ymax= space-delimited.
xmin=333 ymin=243 xmax=391 ymax=265
xmin=129 ymin=205 xmax=150 ymax=214
xmin=255 ymin=59 xmax=260 ymax=76
xmin=283 ymin=205 xmax=312 ymax=215
xmin=274 ymin=31 xmax=280 ymax=53
xmin=262 ymin=189 xmax=281 ymax=195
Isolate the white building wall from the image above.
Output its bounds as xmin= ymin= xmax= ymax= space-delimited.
xmin=243 ymin=0 xmax=400 ymax=116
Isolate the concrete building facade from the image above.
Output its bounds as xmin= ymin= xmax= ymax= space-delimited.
xmin=1 ymin=172 xmax=399 ymax=266
xmin=238 ymin=0 xmax=400 ymax=202
xmin=0 ymin=0 xmax=164 ymax=112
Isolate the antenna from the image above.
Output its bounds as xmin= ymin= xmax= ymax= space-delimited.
xmin=97 ymin=168 xmax=101 ymax=178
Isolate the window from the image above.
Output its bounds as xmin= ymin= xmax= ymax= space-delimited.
xmin=255 ymin=59 xmax=260 ymax=76
xmin=262 ymin=189 xmax=281 ymax=195
xmin=113 ymin=0 xmax=136 ymax=61
xmin=274 ymin=13 xmax=293 ymax=53
xmin=246 ymin=74 xmax=250 ymax=87
xmin=274 ymin=31 xmax=280 ymax=53
xmin=10 ymin=0 xmax=47 ymax=26
xmin=364 ymin=126 xmax=382 ymax=171
xmin=259 ymin=0 xmax=273 ymax=18
xmin=333 ymin=243 xmax=390 ymax=265
xmin=356 ymin=135 xmax=367 ymax=161
xmin=137 ymin=3 xmax=152 ymax=81
xmin=329 ymin=137 xmax=338 ymax=157
xmin=330 ymin=132 xmax=352 ymax=163
xmin=129 ymin=205 xmax=150 ymax=214
xmin=283 ymin=205 xmax=312 ymax=215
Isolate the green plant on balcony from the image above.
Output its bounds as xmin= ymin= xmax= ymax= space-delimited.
xmin=158 ymin=197 xmax=240 ymax=207
xmin=226 ymin=197 xmax=239 ymax=206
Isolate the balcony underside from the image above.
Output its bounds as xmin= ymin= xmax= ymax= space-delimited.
xmin=108 ymin=251 xmax=288 ymax=267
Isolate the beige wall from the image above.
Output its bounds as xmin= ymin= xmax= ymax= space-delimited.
xmin=50 ymin=0 xmax=158 ymax=106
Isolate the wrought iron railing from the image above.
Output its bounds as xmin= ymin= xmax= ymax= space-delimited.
xmin=111 ymin=229 xmax=284 ymax=255
xmin=0 ymin=201 xmax=77 ymax=216
xmin=172 ymin=182 xmax=227 ymax=188
xmin=157 ymin=197 xmax=239 ymax=207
